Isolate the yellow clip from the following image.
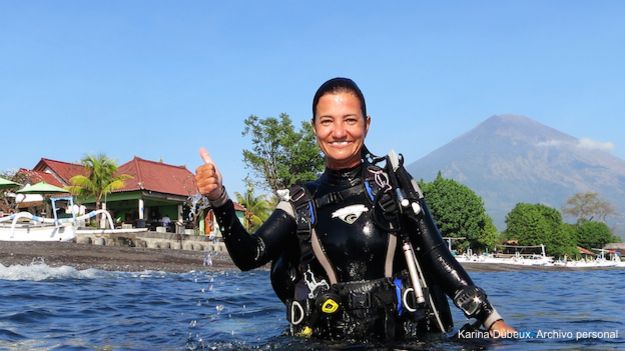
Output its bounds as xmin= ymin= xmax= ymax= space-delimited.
xmin=297 ymin=326 xmax=313 ymax=338
xmin=321 ymin=299 xmax=339 ymax=314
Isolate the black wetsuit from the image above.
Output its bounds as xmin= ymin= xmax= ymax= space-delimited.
xmin=211 ymin=162 xmax=500 ymax=341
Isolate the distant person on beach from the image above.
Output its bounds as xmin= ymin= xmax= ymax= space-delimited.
xmin=195 ymin=77 xmax=515 ymax=342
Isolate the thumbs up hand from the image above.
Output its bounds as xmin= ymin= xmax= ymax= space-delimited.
xmin=195 ymin=147 xmax=224 ymax=201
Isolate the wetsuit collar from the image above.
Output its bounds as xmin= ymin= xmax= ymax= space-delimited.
xmin=319 ymin=162 xmax=364 ymax=188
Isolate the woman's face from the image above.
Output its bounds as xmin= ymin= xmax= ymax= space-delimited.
xmin=313 ymin=91 xmax=370 ymax=170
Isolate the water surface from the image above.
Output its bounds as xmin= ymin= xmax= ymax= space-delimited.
xmin=0 ymin=263 xmax=623 ymax=350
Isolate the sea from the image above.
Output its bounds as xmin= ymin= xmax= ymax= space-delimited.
xmin=0 ymin=262 xmax=623 ymax=351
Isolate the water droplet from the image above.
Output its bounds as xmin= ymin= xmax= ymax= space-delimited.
xmin=203 ymin=253 xmax=213 ymax=266
xmin=189 ymin=320 xmax=197 ymax=328
xmin=187 ymin=193 xmax=211 ymax=222
xmin=216 ymin=304 xmax=225 ymax=312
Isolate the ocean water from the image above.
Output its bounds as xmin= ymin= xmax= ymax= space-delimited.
xmin=0 ymin=262 xmax=623 ymax=350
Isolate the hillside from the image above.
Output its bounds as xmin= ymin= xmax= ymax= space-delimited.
xmin=407 ymin=115 xmax=625 ymax=236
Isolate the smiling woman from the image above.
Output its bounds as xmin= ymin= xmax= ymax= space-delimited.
xmin=195 ymin=77 xmax=514 ymax=343
xmin=312 ymin=78 xmax=371 ymax=170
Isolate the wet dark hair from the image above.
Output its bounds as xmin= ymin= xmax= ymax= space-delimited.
xmin=312 ymin=77 xmax=367 ymax=121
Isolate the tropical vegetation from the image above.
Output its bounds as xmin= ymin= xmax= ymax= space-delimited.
xmin=66 ymin=154 xmax=132 ymax=223
xmin=562 ymin=191 xmax=615 ymax=222
xmin=419 ymin=172 xmax=500 ymax=252
xmin=503 ymin=203 xmax=578 ymax=258
xmin=570 ymin=219 xmax=620 ymax=250
xmin=0 ymin=170 xmax=28 ymax=212
xmin=242 ymin=113 xmax=324 ymax=194
xmin=234 ymin=181 xmax=274 ymax=231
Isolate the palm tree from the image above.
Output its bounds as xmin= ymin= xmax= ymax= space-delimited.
xmin=66 ymin=154 xmax=132 ymax=224
xmin=234 ymin=182 xmax=273 ymax=231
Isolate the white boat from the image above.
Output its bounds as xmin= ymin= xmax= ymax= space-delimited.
xmin=0 ymin=209 xmax=119 ymax=242
xmin=554 ymin=249 xmax=621 ymax=268
xmin=454 ymin=245 xmax=554 ymax=266
xmin=0 ymin=212 xmax=76 ymax=241
xmin=558 ymin=259 xmax=617 ymax=268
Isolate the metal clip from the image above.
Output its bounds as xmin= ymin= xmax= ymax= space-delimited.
xmin=303 ymin=268 xmax=330 ymax=299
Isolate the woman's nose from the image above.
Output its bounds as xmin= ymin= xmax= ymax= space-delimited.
xmin=332 ymin=122 xmax=347 ymax=138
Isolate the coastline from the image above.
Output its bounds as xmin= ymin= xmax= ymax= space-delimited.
xmin=0 ymin=241 xmax=620 ymax=273
xmin=0 ymin=241 xmax=235 ymax=273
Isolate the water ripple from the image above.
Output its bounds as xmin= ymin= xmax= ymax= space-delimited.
xmin=0 ymin=263 xmax=623 ymax=350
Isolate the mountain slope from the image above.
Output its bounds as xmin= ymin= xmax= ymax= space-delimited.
xmin=407 ymin=114 xmax=625 ymax=235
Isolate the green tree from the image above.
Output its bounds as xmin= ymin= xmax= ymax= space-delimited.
xmin=66 ymin=154 xmax=132 ymax=221
xmin=574 ymin=219 xmax=620 ymax=249
xmin=480 ymin=216 xmax=501 ymax=250
xmin=0 ymin=170 xmax=28 ymax=212
xmin=242 ymin=114 xmax=324 ymax=193
xmin=234 ymin=181 xmax=273 ymax=231
xmin=562 ymin=192 xmax=615 ymax=222
xmin=561 ymin=223 xmax=580 ymax=259
xmin=504 ymin=203 xmax=577 ymax=258
xmin=419 ymin=172 xmax=500 ymax=252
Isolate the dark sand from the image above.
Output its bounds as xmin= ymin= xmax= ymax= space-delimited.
xmin=0 ymin=241 xmax=235 ymax=273
xmin=0 ymin=241 xmax=617 ymax=273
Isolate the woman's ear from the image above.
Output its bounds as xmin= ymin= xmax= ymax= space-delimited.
xmin=365 ymin=115 xmax=371 ymax=136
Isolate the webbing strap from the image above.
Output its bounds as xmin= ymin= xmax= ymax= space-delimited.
xmin=384 ymin=233 xmax=397 ymax=278
xmin=314 ymin=183 xmax=364 ymax=209
xmin=290 ymin=185 xmax=316 ymax=268
xmin=311 ymin=228 xmax=338 ymax=285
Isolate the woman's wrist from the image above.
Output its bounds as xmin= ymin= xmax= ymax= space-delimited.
xmin=208 ymin=186 xmax=229 ymax=207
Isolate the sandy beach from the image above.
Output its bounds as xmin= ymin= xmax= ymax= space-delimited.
xmin=0 ymin=241 xmax=618 ymax=273
xmin=0 ymin=241 xmax=236 ymax=273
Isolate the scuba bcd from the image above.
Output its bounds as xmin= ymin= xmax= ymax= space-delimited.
xmin=368 ymin=148 xmax=503 ymax=333
xmin=367 ymin=148 xmax=446 ymax=332
xmin=274 ymin=147 xmax=450 ymax=338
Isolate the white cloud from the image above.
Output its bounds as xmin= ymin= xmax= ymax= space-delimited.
xmin=577 ymin=138 xmax=614 ymax=152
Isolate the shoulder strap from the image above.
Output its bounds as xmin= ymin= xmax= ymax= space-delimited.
xmin=314 ymin=183 xmax=364 ymax=209
xmin=363 ymin=164 xmax=398 ymax=278
xmin=289 ymin=184 xmax=316 ymax=232
xmin=288 ymin=184 xmax=316 ymax=266
xmin=288 ymin=183 xmax=338 ymax=285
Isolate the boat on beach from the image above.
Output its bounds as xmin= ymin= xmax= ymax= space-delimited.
xmin=454 ymin=244 xmax=625 ymax=268
xmin=0 ymin=208 xmax=123 ymax=241
xmin=0 ymin=193 xmax=147 ymax=241
xmin=553 ymin=248 xmax=622 ymax=268
xmin=454 ymin=244 xmax=555 ymax=266
xmin=0 ymin=212 xmax=76 ymax=241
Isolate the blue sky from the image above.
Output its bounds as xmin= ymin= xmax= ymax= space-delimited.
xmin=1 ymin=1 xmax=624 ymax=196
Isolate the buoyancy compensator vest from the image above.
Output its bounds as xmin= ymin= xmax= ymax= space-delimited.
xmin=270 ymin=162 xmax=454 ymax=340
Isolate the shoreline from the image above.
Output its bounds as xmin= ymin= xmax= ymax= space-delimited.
xmin=0 ymin=241 xmax=235 ymax=273
xmin=0 ymin=241 xmax=620 ymax=274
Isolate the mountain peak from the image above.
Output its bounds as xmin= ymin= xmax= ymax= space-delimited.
xmin=485 ymin=114 xmax=535 ymax=123
xmin=407 ymin=114 xmax=625 ymax=235
xmin=461 ymin=114 xmax=575 ymax=145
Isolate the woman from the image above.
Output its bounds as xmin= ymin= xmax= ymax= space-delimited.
xmin=196 ymin=77 xmax=514 ymax=341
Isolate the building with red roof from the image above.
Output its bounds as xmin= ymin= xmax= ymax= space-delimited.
xmin=18 ymin=168 xmax=66 ymax=188
xmin=32 ymin=158 xmax=88 ymax=185
xmin=19 ymin=156 xmax=246 ymax=236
